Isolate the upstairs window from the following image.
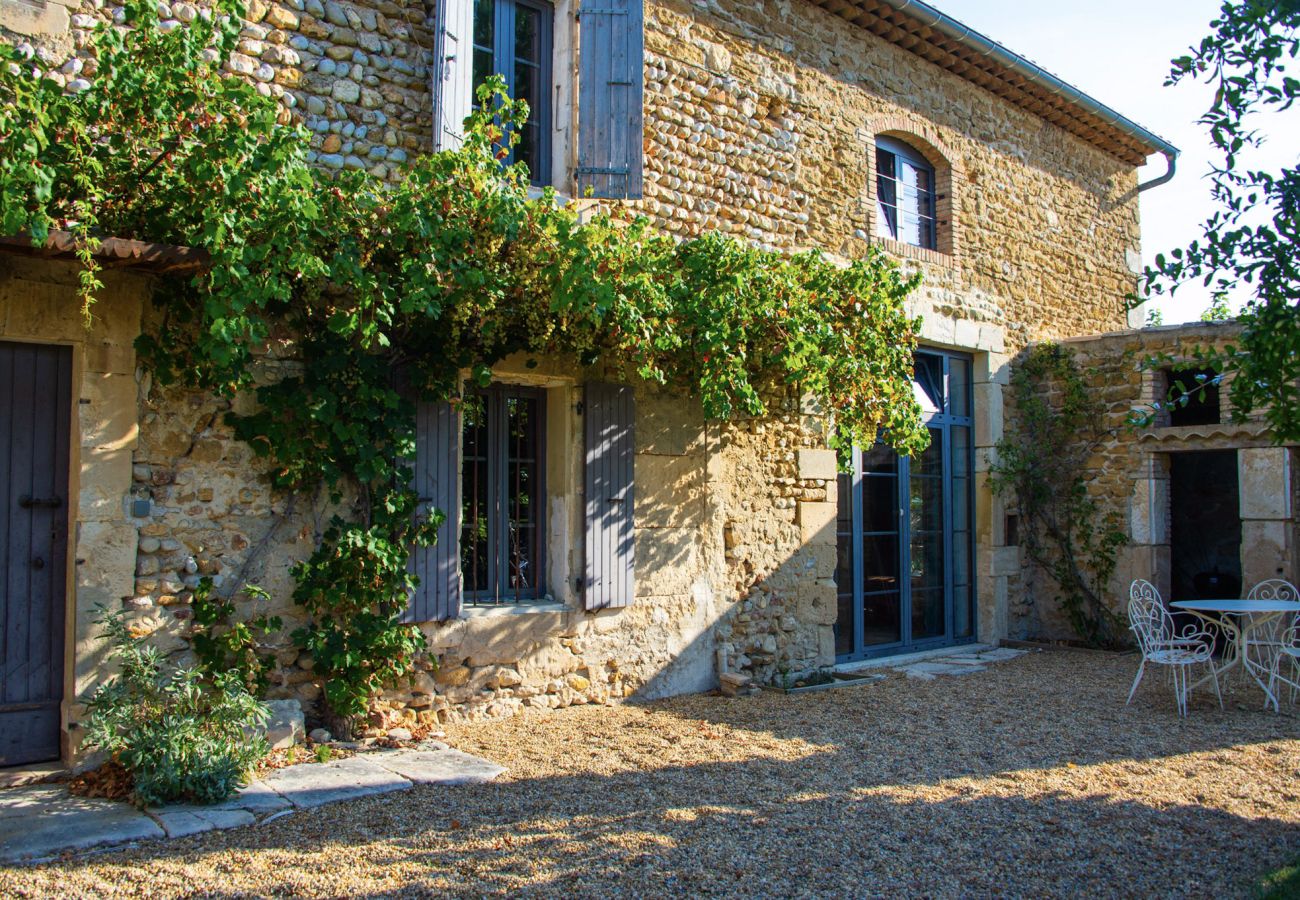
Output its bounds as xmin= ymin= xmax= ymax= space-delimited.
xmin=876 ymin=136 xmax=936 ymax=250
xmin=472 ymin=0 xmax=553 ymax=184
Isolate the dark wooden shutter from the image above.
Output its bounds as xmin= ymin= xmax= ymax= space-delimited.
xmin=409 ymin=400 xmax=462 ymax=621
xmin=431 ymin=0 xmax=473 ymax=150
xmin=1 ymin=341 xmax=71 ymax=766
xmin=576 ymin=0 xmax=644 ymax=199
xmin=584 ymin=382 xmax=635 ymax=609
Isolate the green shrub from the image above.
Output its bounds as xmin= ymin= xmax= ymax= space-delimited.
xmin=291 ymin=492 xmax=432 ymax=736
xmin=82 ymin=607 xmax=270 ymax=807
xmin=190 ymin=578 xmax=282 ymax=695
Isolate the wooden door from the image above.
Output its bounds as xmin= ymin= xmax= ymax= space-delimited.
xmin=0 ymin=341 xmax=71 ymax=766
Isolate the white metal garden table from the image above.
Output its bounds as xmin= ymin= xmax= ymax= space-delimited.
xmin=1170 ymin=598 xmax=1300 ymax=711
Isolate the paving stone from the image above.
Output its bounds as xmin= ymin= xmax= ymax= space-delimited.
xmin=259 ymin=755 xmax=411 ymax=808
xmin=0 ymin=764 xmax=66 ymax=790
xmin=227 ymin=779 xmax=294 ymax=815
xmin=149 ymin=805 xmax=257 ymax=838
xmin=902 ymin=668 xmax=937 ymax=680
xmin=0 ymin=747 xmax=506 ymax=861
xmin=976 ymin=648 xmax=1029 ymax=662
xmin=935 ymin=656 xmax=990 ymax=666
xmin=367 ymin=749 xmax=506 ymax=786
xmin=899 ymin=661 xmax=985 ymax=676
xmin=0 ymin=786 xmax=163 ymax=863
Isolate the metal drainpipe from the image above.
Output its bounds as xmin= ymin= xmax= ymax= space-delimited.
xmin=876 ymin=0 xmax=1180 ymax=185
xmin=1137 ymin=151 xmax=1177 ymax=193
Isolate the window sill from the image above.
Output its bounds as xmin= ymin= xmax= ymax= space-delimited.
xmin=526 ymin=184 xmax=574 ymax=205
xmin=1136 ymin=420 xmax=1271 ymax=445
xmin=460 ymin=601 xmax=569 ymax=619
xmin=874 ymin=236 xmax=956 ymax=268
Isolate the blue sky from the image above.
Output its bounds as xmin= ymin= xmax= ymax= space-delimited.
xmin=929 ymin=0 xmax=1299 ymax=324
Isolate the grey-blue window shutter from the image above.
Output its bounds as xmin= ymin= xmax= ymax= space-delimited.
xmin=576 ymin=0 xmax=644 ymax=199
xmin=584 ymin=382 xmax=635 ymax=609
xmin=409 ymin=400 xmax=462 ymax=622
xmin=431 ymin=0 xmax=473 ymax=150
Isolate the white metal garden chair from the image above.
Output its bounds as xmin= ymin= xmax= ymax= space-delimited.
xmin=1267 ymin=620 xmax=1300 ymax=705
xmin=1126 ymin=579 xmax=1223 ymax=716
xmin=1243 ymin=579 xmax=1300 ymax=682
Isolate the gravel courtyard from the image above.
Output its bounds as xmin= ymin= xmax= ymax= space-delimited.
xmin=2 ymin=648 xmax=1298 ymax=898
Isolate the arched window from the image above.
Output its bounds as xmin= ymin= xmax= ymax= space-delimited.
xmin=875 ymin=136 xmax=936 ymax=250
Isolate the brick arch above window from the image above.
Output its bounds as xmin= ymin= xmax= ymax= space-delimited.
xmin=857 ymin=117 xmax=965 ymax=264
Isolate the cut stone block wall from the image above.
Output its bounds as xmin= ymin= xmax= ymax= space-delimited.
xmin=1009 ymin=323 xmax=1297 ymax=642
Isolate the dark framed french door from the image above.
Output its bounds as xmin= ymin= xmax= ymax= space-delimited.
xmin=835 ymin=349 xmax=975 ymax=661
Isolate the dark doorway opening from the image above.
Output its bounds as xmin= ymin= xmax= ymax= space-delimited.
xmin=1169 ymin=450 xmax=1242 ymax=603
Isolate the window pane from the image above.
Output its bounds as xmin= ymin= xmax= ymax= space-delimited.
xmin=949 ymin=358 xmax=971 ymax=417
xmin=909 ymin=531 xmax=944 ymax=592
xmin=863 ymin=474 xmax=897 ymax=534
xmin=875 ymin=148 xmax=898 ymax=240
xmin=863 ymin=591 xmax=900 ymax=646
xmin=862 ymin=443 xmax=898 ymax=475
xmin=472 ymin=0 xmax=495 ymax=91
xmin=951 ymin=424 xmax=971 ymax=478
xmin=952 ymin=529 xmax=971 ymax=585
xmin=461 ymin=395 xmax=490 ymax=594
xmin=952 ymin=476 xmax=970 ymax=534
xmin=512 ymin=66 xmax=538 ymax=171
xmin=473 ymin=48 xmax=495 ymax=93
xmin=514 ymin=4 xmax=539 ymax=61
xmin=836 ymin=471 xmax=853 ymax=528
xmin=508 ymin=523 xmax=537 ymax=594
xmin=914 ymin=353 xmax=944 ymax=415
xmin=898 ymin=211 xmax=926 ymax=248
xmin=835 ymin=531 xmax=853 ymax=595
xmin=954 ymin=582 xmax=974 ymax=639
xmin=909 ymin=474 xmax=942 ymax=534
xmin=862 ymin=534 xmax=898 ymax=593
xmin=835 ymin=589 xmax=855 ymax=655
xmin=911 ymin=426 xmax=944 ymax=477
xmin=912 ymin=587 xmax=945 ymax=640
xmin=474 ymin=0 xmax=494 ymax=46
xmin=901 ymin=157 xmax=931 ymax=193
xmin=504 ymin=392 xmax=542 ymax=599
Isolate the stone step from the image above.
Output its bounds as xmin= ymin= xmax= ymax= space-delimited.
xmin=0 ymin=744 xmax=505 ymax=864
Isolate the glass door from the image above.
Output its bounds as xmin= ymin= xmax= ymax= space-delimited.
xmin=835 ymin=349 xmax=975 ymax=661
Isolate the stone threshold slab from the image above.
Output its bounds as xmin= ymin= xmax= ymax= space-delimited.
xmin=0 ymin=742 xmax=505 ymax=865
xmin=892 ymin=647 xmax=1030 ymax=681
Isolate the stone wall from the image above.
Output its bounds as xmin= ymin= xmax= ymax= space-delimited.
xmin=116 ymin=349 xmax=841 ymax=730
xmin=2 ymin=0 xmax=435 ymax=179
xmin=639 ymin=0 xmax=1141 ymax=352
xmin=1008 ymin=323 xmax=1298 ymax=642
xmin=0 ymin=250 xmax=839 ymax=743
xmin=1 ymin=0 xmax=1154 ymax=745
xmin=4 ymin=0 xmax=1143 ymax=354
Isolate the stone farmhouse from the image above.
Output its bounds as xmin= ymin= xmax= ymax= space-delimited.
xmin=4 ymin=0 xmax=1248 ymax=770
